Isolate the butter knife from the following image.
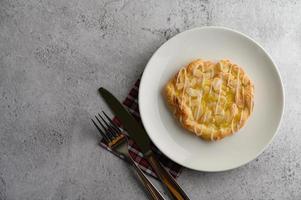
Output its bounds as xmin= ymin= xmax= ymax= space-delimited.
xmin=99 ymin=87 xmax=190 ymax=200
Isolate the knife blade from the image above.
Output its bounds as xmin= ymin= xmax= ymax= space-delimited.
xmin=98 ymin=87 xmax=151 ymax=155
xmin=99 ymin=87 xmax=190 ymax=200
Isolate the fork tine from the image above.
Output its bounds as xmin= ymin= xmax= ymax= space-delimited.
xmin=98 ymin=113 xmax=119 ymax=137
xmin=91 ymin=119 xmax=110 ymax=143
xmin=100 ymin=113 xmax=120 ymax=136
xmin=102 ymin=111 xmax=121 ymax=133
xmin=95 ymin=115 xmax=115 ymax=140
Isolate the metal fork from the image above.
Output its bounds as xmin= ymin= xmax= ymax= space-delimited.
xmin=92 ymin=111 xmax=165 ymax=200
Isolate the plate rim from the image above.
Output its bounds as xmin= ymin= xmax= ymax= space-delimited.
xmin=138 ymin=26 xmax=285 ymax=172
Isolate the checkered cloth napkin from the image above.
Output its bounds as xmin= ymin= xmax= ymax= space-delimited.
xmin=99 ymin=79 xmax=183 ymax=179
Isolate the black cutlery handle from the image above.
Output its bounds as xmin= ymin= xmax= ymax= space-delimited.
xmin=147 ymin=154 xmax=190 ymax=200
xmin=127 ymin=157 xmax=166 ymax=200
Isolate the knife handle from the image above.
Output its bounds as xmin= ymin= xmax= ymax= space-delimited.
xmin=147 ymin=154 xmax=190 ymax=200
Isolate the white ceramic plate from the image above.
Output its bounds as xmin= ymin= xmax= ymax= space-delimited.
xmin=139 ymin=27 xmax=284 ymax=172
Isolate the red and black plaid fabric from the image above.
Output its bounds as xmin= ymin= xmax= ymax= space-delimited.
xmin=99 ymin=79 xmax=183 ymax=179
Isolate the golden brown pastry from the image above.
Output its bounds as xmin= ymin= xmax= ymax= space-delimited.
xmin=164 ymin=59 xmax=254 ymax=141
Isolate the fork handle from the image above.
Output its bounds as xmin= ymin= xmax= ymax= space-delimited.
xmin=127 ymin=157 xmax=166 ymax=200
xmin=147 ymin=154 xmax=190 ymax=200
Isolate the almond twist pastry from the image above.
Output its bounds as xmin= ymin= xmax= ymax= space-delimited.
xmin=165 ymin=59 xmax=254 ymax=141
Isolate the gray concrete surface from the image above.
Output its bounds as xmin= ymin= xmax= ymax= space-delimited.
xmin=0 ymin=0 xmax=301 ymax=199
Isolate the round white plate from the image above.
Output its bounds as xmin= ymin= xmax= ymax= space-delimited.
xmin=139 ymin=27 xmax=284 ymax=172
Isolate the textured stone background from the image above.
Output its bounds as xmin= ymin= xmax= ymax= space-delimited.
xmin=1 ymin=0 xmax=301 ymax=199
